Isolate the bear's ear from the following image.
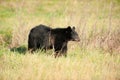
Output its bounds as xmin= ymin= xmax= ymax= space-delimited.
xmin=66 ymin=26 xmax=71 ymax=33
xmin=73 ymin=26 xmax=75 ymax=30
xmin=67 ymin=26 xmax=71 ymax=30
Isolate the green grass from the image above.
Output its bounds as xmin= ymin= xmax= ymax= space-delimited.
xmin=0 ymin=6 xmax=15 ymax=18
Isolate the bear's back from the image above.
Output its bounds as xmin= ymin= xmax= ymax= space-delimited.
xmin=31 ymin=24 xmax=51 ymax=33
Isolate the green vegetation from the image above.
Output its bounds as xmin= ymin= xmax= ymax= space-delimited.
xmin=0 ymin=0 xmax=120 ymax=80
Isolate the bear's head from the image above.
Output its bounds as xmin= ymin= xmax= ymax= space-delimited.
xmin=66 ymin=26 xmax=80 ymax=41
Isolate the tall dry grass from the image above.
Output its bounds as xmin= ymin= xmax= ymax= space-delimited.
xmin=0 ymin=50 xmax=120 ymax=80
xmin=0 ymin=1 xmax=120 ymax=80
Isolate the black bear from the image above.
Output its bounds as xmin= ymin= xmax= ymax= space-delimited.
xmin=28 ymin=24 xmax=80 ymax=57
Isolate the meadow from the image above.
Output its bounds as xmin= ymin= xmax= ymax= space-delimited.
xmin=0 ymin=0 xmax=120 ymax=80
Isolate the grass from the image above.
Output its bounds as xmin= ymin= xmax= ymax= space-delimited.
xmin=0 ymin=47 xmax=120 ymax=80
xmin=0 ymin=0 xmax=120 ymax=80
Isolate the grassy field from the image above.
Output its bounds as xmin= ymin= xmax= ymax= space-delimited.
xmin=0 ymin=0 xmax=120 ymax=80
xmin=0 ymin=48 xmax=120 ymax=80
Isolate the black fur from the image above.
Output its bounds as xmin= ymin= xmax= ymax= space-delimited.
xmin=28 ymin=24 xmax=80 ymax=57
